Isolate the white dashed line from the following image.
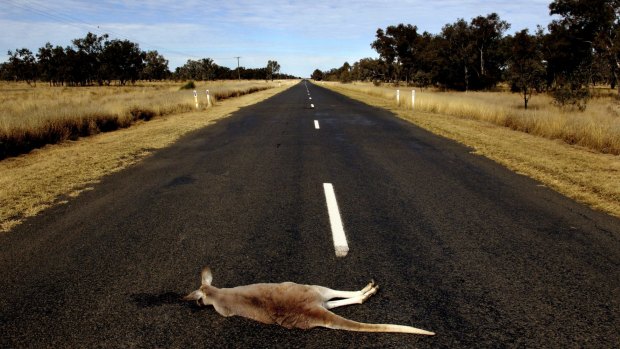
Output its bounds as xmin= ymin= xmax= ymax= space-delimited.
xmin=314 ymin=120 xmax=320 ymax=129
xmin=311 ymin=103 xmax=315 ymax=108
xmin=323 ymin=183 xmax=349 ymax=257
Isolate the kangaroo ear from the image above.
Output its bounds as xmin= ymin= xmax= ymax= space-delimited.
xmin=201 ymin=267 xmax=213 ymax=286
xmin=183 ymin=290 xmax=204 ymax=302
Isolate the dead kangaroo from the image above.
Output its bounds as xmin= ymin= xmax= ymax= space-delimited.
xmin=183 ymin=267 xmax=435 ymax=335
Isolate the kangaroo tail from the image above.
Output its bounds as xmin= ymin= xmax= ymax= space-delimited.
xmin=324 ymin=312 xmax=435 ymax=336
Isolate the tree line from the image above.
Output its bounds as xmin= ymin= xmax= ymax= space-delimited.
xmin=174 ymin=58 xmax=293 ymax=80
xmin=0 ymin=32 xmax=295 ymax=86
xmin=312 ymin=0 xmax=619 ymax=109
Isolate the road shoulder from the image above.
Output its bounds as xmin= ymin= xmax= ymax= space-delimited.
xmin=0 ymin=82 xmax=296 ymax=232
xmin=319 ymin=83 xmax=620 ymax=218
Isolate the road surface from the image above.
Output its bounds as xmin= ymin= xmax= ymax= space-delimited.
xmin=1 ymin=81 xmax=619 ymax=348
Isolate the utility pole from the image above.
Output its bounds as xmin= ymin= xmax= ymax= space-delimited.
xmin=234 ymin=56 xmax=241 ymax=80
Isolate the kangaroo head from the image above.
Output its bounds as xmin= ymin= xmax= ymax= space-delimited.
xmin=183 ymin=267 xmax=214 ymax=306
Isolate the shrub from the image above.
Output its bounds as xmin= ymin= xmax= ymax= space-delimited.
xmin=180 ymin=81 xmax=196 ymax=90
xmin=551 ymin=87 xmax=590 ymax=111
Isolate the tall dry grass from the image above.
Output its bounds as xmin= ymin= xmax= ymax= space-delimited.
xmin=322 ymin=81 xmax=620 ymax=155
xmin=0 ymin=80 xmax=283 ymax=159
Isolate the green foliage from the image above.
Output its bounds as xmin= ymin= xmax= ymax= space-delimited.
xmin=142 ymin=50 xmax=169 ymax=81
xmin=314 ymin=3 xmax=619 ymax=96
xmin=550 ymin=86 xmax=590 ymax=111
xmin=546 ymin=0 xmax=620 ymax=94
xmin=2 ymin=31 xmax=295 ymax=85
xmin=3 ymin=32 xmax=169 ymax=86
xmin=173 ymin=59 xmax=295 ymax=81
xmin=266 ymin=60 xmax=280 ymax=81
xmin=311 ymin=69 xmax=323 ymax=81
xmin=180 ymin=81 xmax=196 ymax=90
xmin=506 ymin=29 xmax=546 ymax=109
xmin=100 ymin=39 xmax=145 ymax=85
xmin=6 ymin=48 xmax=37 ymax=85
xmin=352 ymin=58 xmax=385 ymax=82
xmin=339 ymin=62 xmax=352 ymax=83
xmin=365 ymin=14 xmax=509 ymax=90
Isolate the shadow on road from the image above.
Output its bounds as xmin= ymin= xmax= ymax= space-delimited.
xmin=130 ymin=291 xmax=198 ymax=310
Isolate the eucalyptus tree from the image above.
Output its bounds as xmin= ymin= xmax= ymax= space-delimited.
xmin=506 ymin=29 xmax=546 ymax=109
xmin=266 ymin=60 xmax=280 ymax=80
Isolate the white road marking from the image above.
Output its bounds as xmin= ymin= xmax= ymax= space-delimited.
xmin=323 ymin=183 xmax=349 ymax=257
xmin=311 ymin=104 xmax=314 ymax=108
xmin=314 ymin=120 xmax=320 ymax=129
xmin=309 ymin=97 xmax=312 ymax=100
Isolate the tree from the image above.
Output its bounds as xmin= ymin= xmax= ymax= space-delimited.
xmin=311 ymin=69 xmax=324 ymax=81
xmin=543 ymin=0 xmax=619 ymax=106
xmin=198 ymin=58 xmax=217 ymax=80
xmin=438 ymin=19 xmax=475 ymax=90
xmin=36 ymin=43 xmax=67 ymax=86
xmin=6 ymin=48 xmax=37 ymax=85
xmin=266 ymin=60 xmax=280 ymax=81
xmin=607 ymin=25 xmax=620 ymax=89
xmin=549 ymin=0 xmax=620 ymax=93
xmin=371 ymin=24 xmax=421 ymax=83
xmin=351 ymin=58 xmax=384 ymax=81
xmin=507 ymin=29 xmax=546 ymax=109
xmin=142 ymin=50 xmax=169 ymax=81
xmin=72 ymin=32 xmax=108 ymax=85
xmin=0 ymin=62 xmax=10 ymax=81
xmin=175 ymin=58 xmax=217 ymax=80
xmin=100 ymin=39 xmax=145 ymax=85
xmin=470 ymin=13 xmax=510 ymax=88
xmin=371 ymin=28 xmax=397 ymax=81
xmin=37 ymin=43 xmax=54 ymax=85
xmin=339 ymin=62 xmax=352 ymax=83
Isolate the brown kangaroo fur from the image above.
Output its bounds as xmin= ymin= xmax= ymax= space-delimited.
xmin=183 ymin=267 xmax=435 ymax=335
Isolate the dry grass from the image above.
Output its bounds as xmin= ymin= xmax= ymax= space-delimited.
xmin=0 ymin=80 xmax=281 ymax=158
xmin=0 ymin=80 xmax=298 ymax=232
xmin=320 ymin=81 xmax=620 ymax=218
xmin=320 ymin=81 xmax=620 ymax=155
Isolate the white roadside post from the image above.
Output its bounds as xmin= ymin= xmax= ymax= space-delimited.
xmin=396 ymin=89 xmax=400 ymax=106
xmin=412 ymin=89 xmax=416 ymax=111
xmin=193 ymin=90 xmax=198 ymax=109
xmin=206 ymin=89 xmax=211 ymax=107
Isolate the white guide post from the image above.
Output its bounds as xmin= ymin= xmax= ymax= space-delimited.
xmin=206 ymin=89 xmax=211 ymax=107
xmin=412 ymin=89 xmax=416 ymax=111
xmin=396 ymin=89 xmax=400 ymax=106
xmin=193 ymin=90 xmax=198 ymax=109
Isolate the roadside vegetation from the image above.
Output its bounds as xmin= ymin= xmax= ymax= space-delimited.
xmin=0 ymin=81 xmax=298 ymax=232
xmin=314 ymin=1 xmax=620 ymax=112
xmin=0 ymin=80 xmax=280 ymax=159
xmin=311 ymin=0 xmax=620 ymax=217
xmin=320 ymin=81 xmax=620 ymax=219
xmin=320 ymin=82 xmax=620 ymax=155
xmin=0 ymin=31 xmax=297 ymax=159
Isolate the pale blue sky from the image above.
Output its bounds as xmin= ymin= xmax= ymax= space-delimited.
xmin=1 ymin=0 xmax=555 ymax=77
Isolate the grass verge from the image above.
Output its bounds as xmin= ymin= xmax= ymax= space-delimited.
xmin=0 ymin=81 xmax=279 ymax=159
xmin=0 ymin=81 xmax=298 ymax=232
xmin=319 ymin=82 xmax=620 ymax=155
xmin=320 ymin=82 xmax=620 ymax=218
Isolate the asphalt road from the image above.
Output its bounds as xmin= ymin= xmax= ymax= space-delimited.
xmin=1 ymin=81 xmax=619 ymax=348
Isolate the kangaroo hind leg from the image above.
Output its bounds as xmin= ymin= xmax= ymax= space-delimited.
xmin=316 ymin=281 xmax=378 ymax=309
xmin=316 ymin=280 xmax=376 ymax=301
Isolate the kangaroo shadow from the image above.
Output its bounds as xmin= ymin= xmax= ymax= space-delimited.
xmin=130 ymin=291 xmax=205 ymax=312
